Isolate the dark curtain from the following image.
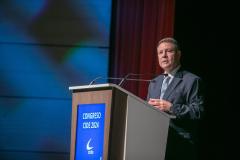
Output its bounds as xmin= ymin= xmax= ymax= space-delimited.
xmin=110 ymin=0 xmax=175 ymax=99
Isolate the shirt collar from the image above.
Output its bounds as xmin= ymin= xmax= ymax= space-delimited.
xmin=164 ymin=65 xmax=181 ymax=78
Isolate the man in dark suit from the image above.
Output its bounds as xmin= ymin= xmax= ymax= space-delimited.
xmin=147 ymin=37 xmax=204 ymax=160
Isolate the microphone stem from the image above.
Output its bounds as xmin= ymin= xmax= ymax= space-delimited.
xmin=89 ymin=76 xmax=102 ymax=85
xmin=126 ymin=78 xmax=151 ymax=82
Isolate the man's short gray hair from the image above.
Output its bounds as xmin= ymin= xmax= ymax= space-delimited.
xmin=157 ymin=37 xmax=180 ymax=50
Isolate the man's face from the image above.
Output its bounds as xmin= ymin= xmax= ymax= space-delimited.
xmin=157 ymin=42 xmax=181 ymax=72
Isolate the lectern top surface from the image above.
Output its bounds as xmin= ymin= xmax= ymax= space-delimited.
xmin=69 ymin=83 xmax=112 ymax=90
xmin=69 ymin=83 xmax=175 ymax=119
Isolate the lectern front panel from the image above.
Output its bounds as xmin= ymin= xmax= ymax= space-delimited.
xmin=70 ymin=90 xmax=112 ymax=160
xmin=75 ymin=103 xmax=106 ymax=160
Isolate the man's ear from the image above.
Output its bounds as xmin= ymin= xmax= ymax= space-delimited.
xmin=177 ymin=50 xmax=181 ymax=59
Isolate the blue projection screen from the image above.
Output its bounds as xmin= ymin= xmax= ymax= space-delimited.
xmin=0 ymin=0 xmax=111 ymax=159
xmin=75 ymin=103 xmax=106 ymax=160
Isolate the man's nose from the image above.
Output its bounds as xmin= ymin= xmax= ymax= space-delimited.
xmin=162 ymin=51 xmax=167 ymax=57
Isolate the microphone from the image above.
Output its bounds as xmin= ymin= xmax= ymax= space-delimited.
xmin=118 ymin=73 xmax=133 ymax=86
xmin=89 ymin=76 xmax=102 ymax=85
xmin=125 ymin=78 xmax=153 ymax=82
xmin=89 ymin=73 xmax=157 ymax=86
xmin=118 ymin=73 xmax=156 ymax=86
xmin=88 ymin=76 xmax=122 ymax=85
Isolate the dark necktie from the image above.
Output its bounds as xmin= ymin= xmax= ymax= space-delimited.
xmin=160 ymin=75 xmax=170 ymax=99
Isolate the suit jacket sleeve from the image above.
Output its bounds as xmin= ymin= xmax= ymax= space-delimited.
xmin=169 ymin=77 xmax=204 ymax=120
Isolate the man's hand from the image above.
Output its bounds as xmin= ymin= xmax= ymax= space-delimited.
xmin=148 ymin=98 xmax=172 ymax=111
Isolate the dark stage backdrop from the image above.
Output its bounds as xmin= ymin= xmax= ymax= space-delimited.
xmin=174 ymin=1 xmax=231 ymax=160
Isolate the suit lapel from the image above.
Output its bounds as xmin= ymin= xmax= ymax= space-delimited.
xmin=163 ymin=70 xmax=183 ymax=99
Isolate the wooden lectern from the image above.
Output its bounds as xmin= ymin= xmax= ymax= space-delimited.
xmin=69 ymin=83 xmax=174 ymax=160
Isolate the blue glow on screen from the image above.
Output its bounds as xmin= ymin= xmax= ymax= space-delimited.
xmin=10 ymin=0 xmax=46 ymax=19
xmin=0 ymin=44 xmax=69 ymax=98
xmin=0 ymin=0 xmax=111 ymax=158
xmin=64 ymin=47 xmax=109 ymax=84
xmin=75 ymin=103 xmax=106 ymax=160
xmin=0 ymin=21 xmax=34 ymax=42
xmin=72 ymin=0 xmax=112 ymax=43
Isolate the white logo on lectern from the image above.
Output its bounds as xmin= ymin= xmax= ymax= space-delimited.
xmin=86 ymin=138 xmax=94 ymax=154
